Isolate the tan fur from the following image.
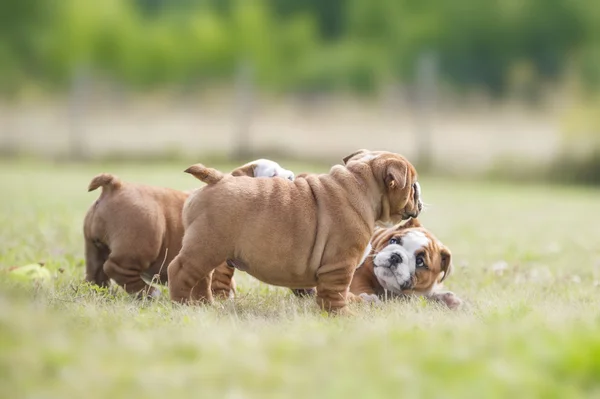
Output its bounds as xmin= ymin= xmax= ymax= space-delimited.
xmin=349 ymin=219 xmax=460 ymax=308
xmin=168 ymin=150 xmax=421 ymax=314
xmin=185 ymin=164 xmax=224 ymax=185
xmin=88 ymin=173 xmax=122 ymax=192
xmin=83 ymin=176 xmax=188 ymax=297
xmin=83 ymin=162 xmax=271 ymax=297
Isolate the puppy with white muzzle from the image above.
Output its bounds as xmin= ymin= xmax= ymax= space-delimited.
xmin=350 ymin=218 xmax=463 ymax=309
xmin=372 ymin=241 xmax=415 ymax=292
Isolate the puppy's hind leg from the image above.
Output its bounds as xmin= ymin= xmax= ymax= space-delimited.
xmin=84 ymin=238 xmax=110 ymax=288
xmin=168 ymin=219 xmax=230 ymax=304
xmin=168 ymin=245 xmax=226 ymax=305
xmin=103 ymin=255 xmax=159 ymax=298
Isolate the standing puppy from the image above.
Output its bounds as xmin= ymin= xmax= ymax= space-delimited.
xmin=83 ymin=159 xmax=294 ymax=297
xmin=168 ymin=149 xmax=422 ymax=314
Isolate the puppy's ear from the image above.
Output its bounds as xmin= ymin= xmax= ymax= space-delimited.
xmin=438 ymin=247 xmax=452 ymax=283
xmin=230 ymin=164 xmax=255 ymax=177
xmin=342 ymin=149 xmax=368 ymax=164
xmin=384 ymin=160 xmax=408 ymax=190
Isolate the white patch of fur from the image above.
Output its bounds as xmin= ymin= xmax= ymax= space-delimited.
xmin=251 ymin=159 xmax=295 ymax=181
xmin=414 ymin=181 xmax=422 ymax=198
xmin=355 ymin=243 xmax=372 ymax=269
xmin=358 ymin=153 xmax=379 ymax=162
xmin=402 ymin=230 xmax=430 ymax=255
xmin=414 ymin=181 xmax=423 ymax=212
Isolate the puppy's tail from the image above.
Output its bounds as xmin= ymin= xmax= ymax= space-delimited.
xmin=88 ymin=173 xmax=123 ymax=192
xmin=184 ymin=164 xmax=225 ymax=185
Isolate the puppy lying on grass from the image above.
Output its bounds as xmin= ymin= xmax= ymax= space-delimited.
xmin=350 ymin=218 xmax=463 ymax=309
xmin=83 ymin=159 xmax=294 ymax=298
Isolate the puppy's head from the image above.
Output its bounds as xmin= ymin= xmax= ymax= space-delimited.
xmin=230 ymin=159 xmax=295 ymax=181
xmin=343 ymin=149 xmax=422 ymax=225
xmin=370 ymin=219 xmax=452 ymax=294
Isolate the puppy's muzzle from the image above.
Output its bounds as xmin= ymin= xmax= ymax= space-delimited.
xmin=400 ymin=277 xmax=415 ymax=290
xmin=389 ymin=253 xmax=404 ymax=267
xmin=375 ymin=251 xmax=405 ymax=269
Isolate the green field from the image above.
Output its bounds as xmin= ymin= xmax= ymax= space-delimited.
xmin=1 ymin=160 xmax=600 ymax=398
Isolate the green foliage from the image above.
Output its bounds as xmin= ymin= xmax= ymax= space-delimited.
xmin=2 ymin=0 xmax=600 ymax=94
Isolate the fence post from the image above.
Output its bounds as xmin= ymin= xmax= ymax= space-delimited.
xmin=413 ymin=50 xmax=439 ymax=172
xmin=68 ymin=65 xmax=90 ymax=160
xmin=232 ymin=60 xmax=254 ymax=161
xmin=0 ymin=99 xmax=17 ymax=156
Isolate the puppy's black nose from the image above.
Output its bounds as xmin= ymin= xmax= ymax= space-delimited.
xmin=390 ymin=253 xmax=403 ymax=265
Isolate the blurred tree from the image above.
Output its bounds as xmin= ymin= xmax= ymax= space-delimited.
xmin=0 ymin=0 xmax=53 ymax=95
xmin=268 ymin=0 xmax=345 ymax=40
xmin=1 ymin=0 xmax=600 ymax=97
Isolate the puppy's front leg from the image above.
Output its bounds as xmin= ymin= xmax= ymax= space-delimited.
xmin=315 ymin=263 xmax=355 ymax=315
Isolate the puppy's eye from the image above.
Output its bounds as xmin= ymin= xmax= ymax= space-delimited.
xmin=416 ymin=255 xmax=426 ymax=268
xmin=389 ymin=238 xmax=399 ymax=245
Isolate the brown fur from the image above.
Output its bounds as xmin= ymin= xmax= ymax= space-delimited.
xmin=168 ymin=150 xmax=421 ymax=314
xmin=83 ymin=162 xmax=272 ymax=297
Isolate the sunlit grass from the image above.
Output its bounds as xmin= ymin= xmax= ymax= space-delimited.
xmin=1 ymin=160 xmax=600 ymax=398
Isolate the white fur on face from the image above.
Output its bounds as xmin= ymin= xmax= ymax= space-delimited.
xmin=251 ymin=159 xmax=295 ymax=181
xmin=373 ymin=244 xmax=413 ymax=292
xmin=402 ymin=230 xmax=429 ymax=255
xmin=414 ymin=181 xmax=423 ymax=212
xmin=372 ymin=231 xmax=430 ymax=293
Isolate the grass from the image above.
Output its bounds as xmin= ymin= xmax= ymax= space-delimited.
xmin=1 ymin=159 xmax=600 ymax=398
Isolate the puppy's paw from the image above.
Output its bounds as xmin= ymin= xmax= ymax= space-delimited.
xmin=359 ymin=293 xmax=381 ymax=304
xmin=429 ymin=290 xmax=463 ymax=310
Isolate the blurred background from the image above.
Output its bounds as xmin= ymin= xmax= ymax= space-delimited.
xmin=2 ymin=0 xmax=600 ymax=182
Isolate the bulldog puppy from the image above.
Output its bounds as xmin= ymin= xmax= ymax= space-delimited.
xmin=350 ymin=218 xmax=462 ymax=309
xmin=83 ymin=159 xmax=294 ymax=298
xmin=168 ymin=149 xmax=422 ymax=314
